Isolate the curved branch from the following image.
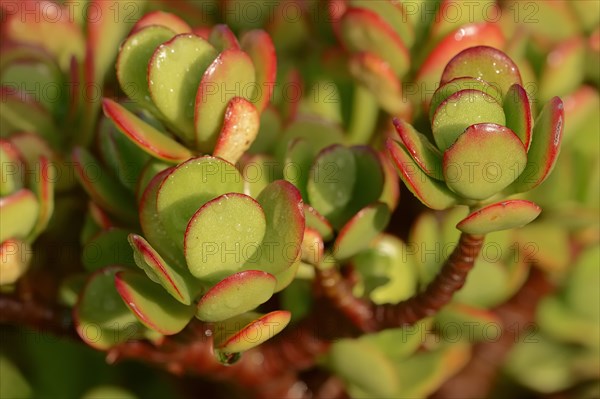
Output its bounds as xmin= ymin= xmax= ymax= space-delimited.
xmin=316 ymin=233 xmax=485 ymax=332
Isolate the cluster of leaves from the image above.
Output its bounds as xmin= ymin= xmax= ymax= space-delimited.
xmin=0 ymin=0 xmax=597 ymax=398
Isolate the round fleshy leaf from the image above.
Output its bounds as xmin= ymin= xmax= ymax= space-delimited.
xmin=307 ymin=145 xmax=356 ymax=227
xmin=239 ymin=154 xmax=277 ymax=198
xmin=429 ymin=77 xmax=503 ymax=122
xmin=393 ymin=343 xmax=471 ymax=399
xmin=416 ymin=23 xmax=505 ymax=106
xmin=0 ymin=189 xmax=38 ymax=242
xmin=349 ymin=0 xmax=414 ymax=47
xmin=185 ymin=193 xmax=266 ymax=281
xmin=453 ymin=257 xmax=510 ymax=308
xmin=503 ymin=84 xmax=532 ymax=150
xmin=102 ymin=99 xmax=192 ymax=163
xmin=348 ymin=52 xmax=405 ymax=114
xmin=208 ymin=25 xmax=240 ymax=51
xmin=304 ymin=204 xmax=334 ymax=242
xmin=149 ymin=34 xmax=218 ymax=141
xmin=273 ymin=259 xmax=301 ymax=293
xmin=156 ymin=156 xmax=244 ymax=249
xmin=508 ymin=97 xmax=564 ymax=193
xmin=386 ymin=139 xmax=457 ymax=210
xmin=344 ymin=146 xmax=386 ymax=222
xmin=116 ymin=25 xmax=176 ymax=110
xmin=539 ymin=37 xmax=585 ymax=102
xmin=135 ymin=159 xmax=170 ymax=203
xmin=340 ymin=7 xmax=410 ymax=76
xmin=329 ymin=339 xmax=399 ymax=398
xmin=194 ymin=49 xmax=256 ymax=152
xmin=301 ymin=228 xmax=324 ymax=265
xmin=276 ymin=118 xmax=345 ymax=161
xmin=82 ymin=229 xmax=136 ymax=271
xmin=214 ymin=310 xmax=291 ymax=353
xmin=333 ymin=202 xmax=391 ymax=260
xmin=565 ymin=245 xmax=600 ymax=322
xmin=139 ymin=168 xmax=185 ymax=269
xmin=71 ymin=148 xmax=137 ymax=223
xmin=430 ymin=0 xmax=498 ymax=41
xmin=115 ymin=271 xmax=194 ymax=335
xmin=393 ymin=119 xmax=442 ymax=179
xmin=75 ymin=267 xmax=142 ymax=350
xmin=432 ymin=89 xmax=506 ymax=152
xmin=196 ymin=270 xmax=275 ymax=322
xmin=351 ymin=234 xmax=417 ymax=304
xmin=129 ymin=234 xmax=199 ymax=305
xmin=213 ymin=97 xmax=260 ymax=164
xmin=131 ymin=11 xmax=191 ymax=34
xmin=456 ymin=200 xmax=541 ymax=234
xmin=243 ymin=181 xmax=305 ymax=275
xmin=443 ymin=123 xmax=527 ymax=200
xmin=284 ymin=138 xmax=313 ymax=201
xmin=441 ymin=46 xmax=522 ymax=96
xmin=0 ymin=239 xmax=31 ymax=286
xmin=240 ymin=30 xmax=277 ymax=112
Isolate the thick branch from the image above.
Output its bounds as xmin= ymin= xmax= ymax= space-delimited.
xmin=317 ymin=233 xmax=485 ymax=332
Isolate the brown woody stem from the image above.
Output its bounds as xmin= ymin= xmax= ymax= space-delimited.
xmin=317 ymin=233 xmax=485 ymax=332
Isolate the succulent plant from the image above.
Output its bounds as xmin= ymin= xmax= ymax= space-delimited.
xmin=103 ymin=11 xmax=276 ymax=165
xmin=0 ymin=135 xmax=55 ymax=285
xmin=0 ymin=1 xmax=592 ymax=398
xmin=387 ymin=46 xmax=564 ymax=235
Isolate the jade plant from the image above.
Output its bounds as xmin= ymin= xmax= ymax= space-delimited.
xmin=1 ymin=1 xmax=595 ymax=399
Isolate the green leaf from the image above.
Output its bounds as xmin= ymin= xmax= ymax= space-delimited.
xmin=136 ymin=159 xmax=170 ymax=203
xmin=436 ymin=303 xmax=503 ymax=342
xmin=131 ymin=11 xmax=191 ymax=34
xmin=239 ymin=154 xmax=278 ymax=198
xmin=328 ymin=339 xmax=399 ymax=398
xmin=0 ymin=189 xmax=39 ymax=242
xmin=454 ymin=257 xmax=510 ymax=308
xmin=139 ymin=168 xmax=185 ymax=269
xmin=272 ymin=259 xmax=301 ymax=293
xmin=340 ymin=8 xmax=410 ymax=76
xmin=243 ymin=180 xmax=305 ymax=275
xmin=194 ymin=49 xmax=256 ymax=152
xmin=307 ymin=145 xmax=356 ymax=228
xmin=508 ymin=97 xmax=564 ymax=193
xmin=129 ymin=234 xmax=200 ymax=305
xmin=71 ymin=147 xmax=137 ymax=223
xmin=156 ymin=156 xmax=243 ymax=250
xmin=283 ymin=138 xmax=313 ymax=201
xmin=441 ymin=46 xmax=522 ymax=97
xmin=276 ymin=117 xmax=345 ymax=162
xmin=348 ymin=52 xmax=406 ymax=114
xmin=429 ymin=77 xmax=503 ymax=123
xmin=149 ymin=34 xmax=218 ymax=141
xmin=503 ymin=84 xmax=533 ymax=149
xmin=457 ymin=200 xmax=541 ymax=234
xmin=116 ymin=25 xmax=175 ymax=110
xmin=408 ymin=212 xmax=442 ymax=287
xmin=102 ymin=98 xmax=192 ymax=163
xmin=214 ymin=310 xmax=291 ymax=353
xmin=196 ymin=270 xmax=276 ymax=322
xmin=75 ymin=267 xmax=142 ymax=350
xmin=0 ymin=239 xmax=31 ymax=286
xmin=115 ymin=271 xmax=195 ymax=335
xmin=82 ymin=228 xmax=136 ymax=271
xmin=333 ymin=202 xmax=391 ymax=260
xmin=208 ymin=25 xmax=240 ymax=51
xmin=240 ymin=30 xmax=277 ymax=112
xmin=393 ymin=118 xmax=442 ymax=179
xmin=212 ymin=97 xmax=260 ymax=164
xmin=304 ymin=204 xmax=334 ymax=242
xmin=185 ymin=193 xmax=266 ymax=281
xmin=432 ymin=89 xmax=506 ymax=152
xmin=349 ymin=0 xmax=414 ymax=47
xmin=442 ymin=123 xmax=527 ymax=200
xmin=386 ymin=139 xmax=457 ymax=210
xmin=82 ymin=386 xmax=137 ymax=399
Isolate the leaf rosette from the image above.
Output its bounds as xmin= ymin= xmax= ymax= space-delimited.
xmin=386 ymin=46 xmax=565 ymax=235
